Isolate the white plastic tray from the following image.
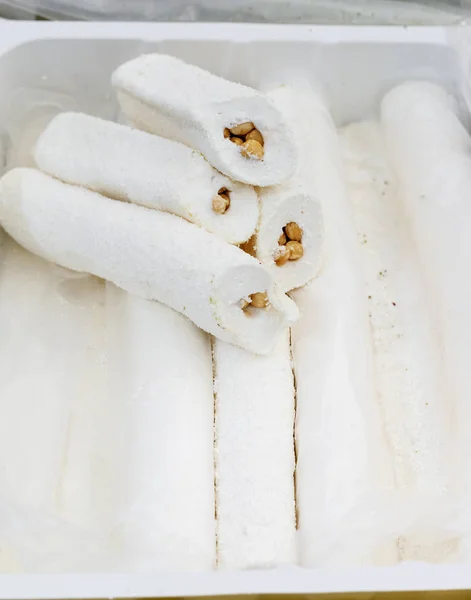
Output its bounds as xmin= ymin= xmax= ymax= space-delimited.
xmin=2 ymin=0 xmax=471 ymax=24
xmin=0 ymin=19 xmax=470 ymax=599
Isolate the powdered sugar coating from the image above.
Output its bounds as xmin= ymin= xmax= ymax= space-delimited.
xmin=214 ymin=331 xmax=296 ymax=569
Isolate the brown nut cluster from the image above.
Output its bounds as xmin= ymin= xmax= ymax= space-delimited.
xmin=249 ymin=291 xmax=269 ymax=308
xmin=224 ymin=122 xmax=265 ymax=160
xmin=240 ymin=291 xmax=269 ymax=312
xmin=212 ymin=187 xmax=231 ymax=214
xmin=239 ymin=235 xmax=256 ymax=257
xmin=275 ymin=222 xmax=304 ymax=266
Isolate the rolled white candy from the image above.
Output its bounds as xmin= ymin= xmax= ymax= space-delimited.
xmin=34 ymin=112 xmax=258 ymax=245
xmin=382 ymin=81 xmax=471 ymax=559
xmin=0 ymin=236 xmax=103 ymax=571
xmin=0 ymin=168 xmax=298 ymax=355
xmin=90 ymin=285 xmax=215 ymax=571
xmin=112 ymin=54 xmax=297 ymax=187
xmin=255 ymin=189 xmax=323 ymax=293
xmin=54 ymin=283 xmax=216 ymax=572
xmin=291 ymin=90 xmax=397 ymax=566
xmin=214 ymin=331 xmax=296 ymax=569
xmin=255 ymin=85 xmax=324 ymax=292
xmin=342 ymin=119 xmax=457 ymax=563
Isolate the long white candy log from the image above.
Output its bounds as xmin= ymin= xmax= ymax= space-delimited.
xmin=91 ymin=285 xmax=215 ymax=571
xmin=0 ymin=168 xmax=298 ymax=355
xmin=0 ymin=236 xmax=102 ymax=572
xmin=53 ymin=275 xmax=111 ymax=572
xmin=291 ymin=90 xmax=398 ymax=566
xmin=255 ymin=85 xmax=324 ymax=292
xmin=342 ymin=120 xmax=457 ymax=563
xmin=382 ymin=81 xmax=471 ymax=559
xmin=112 ymin=54 xmax=297 ymax=187
xmin=52 ymin=282 xmax=216 ymax=572
xmin=34 ymin=112 xmax=258 ymax=245
xmin=214 ymin=331 xmax=296 ymax=569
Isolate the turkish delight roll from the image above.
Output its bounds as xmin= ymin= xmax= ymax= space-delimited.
xmin=255 ymin=85 xmax=324 ymax=292
xmin=0 ymin=168 xmax=297 ymax=354
xmin=291 ymin=87 xmax=398 ymax=566
xmin=382 ymin=81 xmax=471 ymax=559
xmin=101 ymin=285 xmax=216 ymax=570
xmin=112 ymin=54 xmax=297 ymax=187
xmin=214 ymin=331 xmax=297 ymax=569
xmin=34 ymin=112 xmax=258 ymax=244
xmin=0 ymin=235 xmax=102 ymax=572
xmin=342 ymin=119 xmax=458 ymax=563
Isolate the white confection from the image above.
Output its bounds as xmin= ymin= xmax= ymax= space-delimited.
xmin=54 ymin=275 xmax=111 ymax=572
xmin=382 ymin=81 xmax=471 ymax=559
xmin=214 ymin=332 xmax=296 ymax=569
xmin=0 ymin=236 xmax=103 ymax=572
xmin=112 ymin=54 xmax=297 ymax=187
xmin=87 ymin=285 xmax=215 ymax=571
xmin=34 ymin=112 xmax=258 ymax=244
xmin=291 ymin=91 xmax=398 ymax=567
xmin=342 ymin=120 xmax=458 ymax=563
xmin=0 ymin=168 xmax=298 ymax=355
xmin=255 ymin=85 xmax=324 ymax=292
xmin=255 ymin=189 xmax=323 ymax=292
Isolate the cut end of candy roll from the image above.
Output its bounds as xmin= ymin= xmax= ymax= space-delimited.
xmin=209 ymin=96 xmax=297 ymax=187
xmin=256 ymin=191 xmax=324 ymax=292
xmin=34 ymin=111 xmax=259 ymax=246
xmin=381 ymin=81 xmax=459 ymax=122
xmin=212 ymin=263 xmax=299 ymax=355
xmin=204 ymin=175 xmax=260 ymax=245
xmin=113 ymin=54 xmax=297 ymax=188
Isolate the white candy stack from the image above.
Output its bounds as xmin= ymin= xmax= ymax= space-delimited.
xmin=214 ymin=332 xmax=297 ymax=569
xmin=290 ymin=89 xmax=398 ymax=566
xmin=0 ymin=168 xmax=298 ymax=355
xmin=112 ymin=54 xmax=297 ymax=186
xmin=255 ymin=85 xmax=324 ymax=292
xmin=34 ymin=112 xmax=259 ymax=244
xmin=382 ymin=81 xmax=471 ymax=559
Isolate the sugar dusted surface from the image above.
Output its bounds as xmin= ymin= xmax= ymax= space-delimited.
xmin=214 ymin=331 xmax=296 ymax=569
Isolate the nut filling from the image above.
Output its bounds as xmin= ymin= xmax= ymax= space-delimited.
xmin=240 ymin=291 xmax=270 ymax=312
xmin=275 ymin=222 xmax=304 ymax=266
xmin=225 ymin=122 xmax=265 ymax=160
xmin=212 ymin=187 xmax=231 ymax=214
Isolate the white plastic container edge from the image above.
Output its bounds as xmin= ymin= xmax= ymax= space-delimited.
xmin=1 ymin=0 xmax=471 ymax=24
xmin=0 ymin=19 xmax=470 ymax=599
